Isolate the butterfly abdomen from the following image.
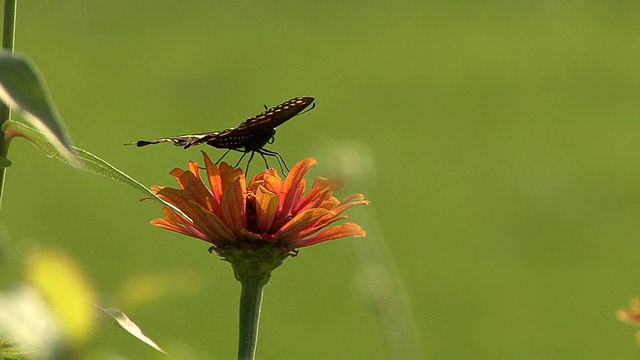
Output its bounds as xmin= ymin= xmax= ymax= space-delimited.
xmin=206 ymin=128 xmax=275 ymax=151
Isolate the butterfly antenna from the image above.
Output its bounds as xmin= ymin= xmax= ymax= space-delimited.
xmin=263 ymin=104 xmax=268 ymax=111
xmin=297 ymin=102 xmax=316 ymax=116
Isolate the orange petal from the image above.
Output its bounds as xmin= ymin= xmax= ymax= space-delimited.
xmin=275 ymin=208 xmax=333 ymax=241
xmin=195 ymin=203 xmax=237 ymax=244
xmin=155 ymin=187 xmax=189 ymax=208
xmin=151 ymin=207 xmax=207 ymax=240
xmin=312 ymin=214 xmax=349 ymax=231
xmin=220 ymin=177 xmax=247 ymax=234
xmin=221 ymin=167 xmax=245 ymax=194
xmin=177 ymin=171 xmax=218 ymax=213
xmin=154 ymin=189 xmax=217 ymax=235
xmin=255 ymin=185 xmax=279 ymax=233
xmin=296 ymin=177 xmax=343 ymax=212
xmin=202 ymin=151 xmax=223 ymax=203
xmin=188 ymin=160 xmax=201 ymax=179
xmin=169 ymin=168 xmax=187 ymax=189
xmin=295 ymin=213 xmax=348 ymax=237
xmin=319 ymin=196 xmax=340 ymax=210
xmin=294 ymin=223 xmax=366 ymax=248
xmin=218 ymin=161 xmax=234 ymax=174
xmin=259 ymin=169 xmax=282 ymax=194
xmin=330 ymin=194 xmax=370 ymax=215
xmin=277 ymin=158 xmax=316 ymax=218
xmin=248 ymin=168 xmax=280 ymax=192
xmin=151 ymin=218 xmax=205 ymax=240
xmin=283 ymin=180 xmax=306 ymax=216
xmin=170 ymin=168 xmax=185 ymax=178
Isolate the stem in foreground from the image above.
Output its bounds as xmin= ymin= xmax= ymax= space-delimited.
xmin=237 ymin=275 xmax=264 ymax=360
xmin=0 ymin=0 xmax=17 ymax=210
xmin=220 ymin=247 xmax=290 ymax=360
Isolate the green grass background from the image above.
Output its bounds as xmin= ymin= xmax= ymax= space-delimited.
xmin=2 ymin=1 xmax=640 ymax=358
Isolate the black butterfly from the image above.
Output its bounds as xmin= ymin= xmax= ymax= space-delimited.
xmin=129 ymin=97 xmax=315 ymax=173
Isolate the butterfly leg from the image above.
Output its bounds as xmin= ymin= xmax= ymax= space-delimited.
xmin=257 ymin=148 xmax=289 ymax=175
xmin=244 ymin=151 xmax=256 ymax=175
xmin=234 ymin=152 xmax=248 ymax=168
xmin=215 ymin=149 xmax=232 ymax=164
xmin=258 ymin=152 xmax=269 ymax=169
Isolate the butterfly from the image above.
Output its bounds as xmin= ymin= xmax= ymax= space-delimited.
xmin=129 ymin=96 xmax=315 ymax=174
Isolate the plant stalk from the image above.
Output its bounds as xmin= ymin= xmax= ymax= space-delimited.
xmin=237 ymin=275 xmax=264 ymax=360
xmin=0 ymin=0 xmax=17 ymax=210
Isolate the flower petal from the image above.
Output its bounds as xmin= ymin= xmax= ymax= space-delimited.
xmin=221 ymin=166 xmax=245 ymax=194
xmin=188 ymin=160 xmax=200 ymax=179
xmin=330 ymin=194 xmax=370 ymax=215
xmin=194 ymin=203 xmax=237 ymax=244
xmin=294 ymin=223 xmax=366 ymax=248
xmin=275 ymin=208 xmax=333 ymax=242
xmin=202 ymin=151 xmax=223 ymax=203
xmin=155 ymin=188 xmax=219 ymax=235
xmin=255 ymin=185 xmax=279 ymax=233
xmin=149 ymin=154 xmax=368 ymax=251
xmin=262 ymin=170 xmax=282 ymax=194
xmin=176 ymin=170 xmax=219 ymax=214
xmin=169 ymin=168 xmax=188 ymax=189
xmin=220 ymin=175 xmax=247 ymax=235
xmin=248 ymin=168 xmax=281 ymax=194
xmin=277 ymin=158 xmax=316 ymax=218
xmin=296 ymin=177 xmax=343 ymax=212
xmin=151 ymin=207 xmax=207 ymax=241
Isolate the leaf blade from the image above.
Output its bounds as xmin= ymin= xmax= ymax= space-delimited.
xmin=96 ymin=306 xmax=167 ymax=355
xmin=0 ymin=51 xmax=78 ymax=166
xmin=3 ymin=120 xmax=181 ymax=214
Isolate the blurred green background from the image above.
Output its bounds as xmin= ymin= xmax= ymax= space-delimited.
xmin=2 ymin=1 xmax=640 ymax=358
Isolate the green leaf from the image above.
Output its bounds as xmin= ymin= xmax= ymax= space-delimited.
xmin=0 ymin=51 xmax=78 ymax=167
xmin=0 ymin=156 xmax=11 ymax=168
xmin=2 ymin=120 xmax=180 ymax=212
xmin=0 ymin=286 xmax=63 ymax=360
xmin=96 ymin=306 xmax=167 ymax=355
xmin=0 ymin=338 xmax=33 ymax=360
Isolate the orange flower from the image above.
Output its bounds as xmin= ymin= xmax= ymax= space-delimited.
xmin=618 ymin=298 xmax=640 ymax=342
xmin=150 ymin=152 xmax=368 ymax=252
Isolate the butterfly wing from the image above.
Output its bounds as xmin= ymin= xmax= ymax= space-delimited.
xmin=130 ymin=97 xmax=314 ymax=150
xmin=195 ymin=97 xmax=315 ymax=151
xmin=132 ymin=131 xmax=220 ymax=149
xmin=234 ymin=97 xmax=315 ymax=132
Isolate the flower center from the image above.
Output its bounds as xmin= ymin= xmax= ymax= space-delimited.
xmin=245 ymin=191 xmax=259 ymax=234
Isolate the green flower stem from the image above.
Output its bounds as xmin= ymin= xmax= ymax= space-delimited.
xmin=220 ymin=247 xmax=291 ymax=360
xmin=0 ymin=0 xmax=17 ymax=209
xmin=237 ymin=274 xmax=265 ymax=360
